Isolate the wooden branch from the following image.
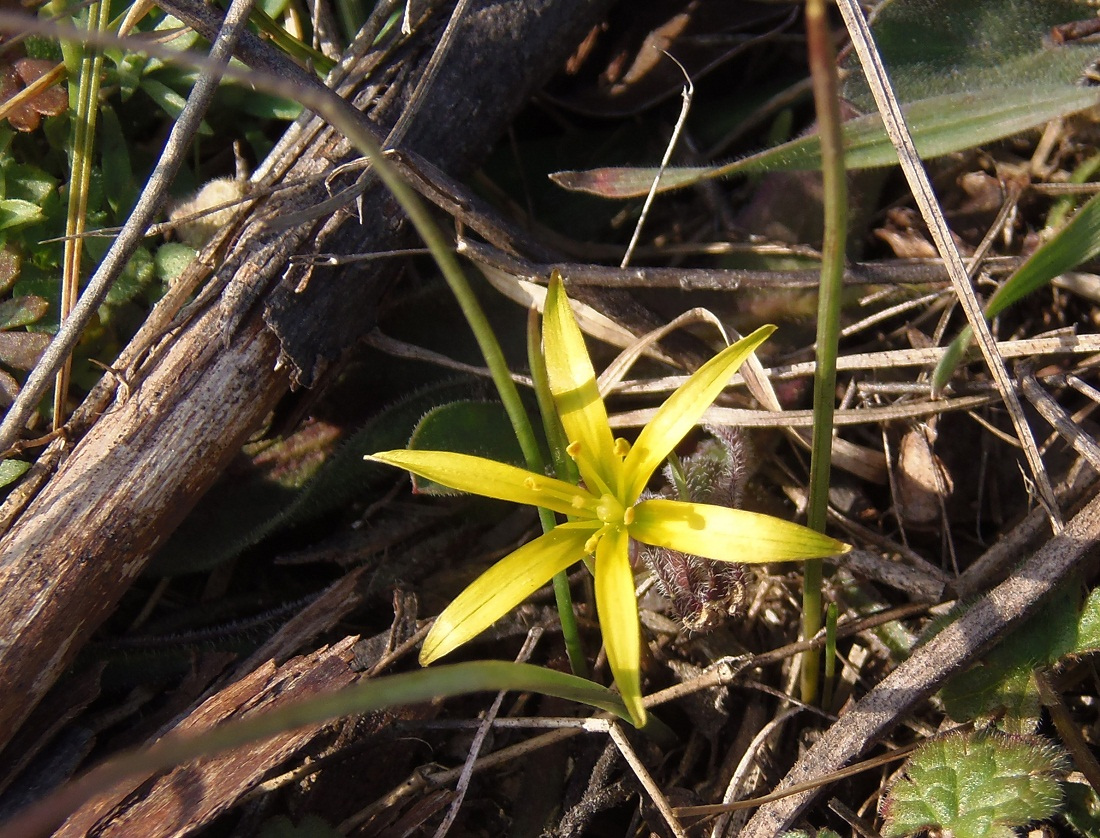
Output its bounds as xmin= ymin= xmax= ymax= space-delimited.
xmin=0 ymin=0 xmax=611 ymax=754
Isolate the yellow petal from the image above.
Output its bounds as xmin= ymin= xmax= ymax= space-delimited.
xmin=594 ymin=526 xmax=646 ymax=726
xmin=369 ymin=450 xmax=597 ymax=518
xmin=544 ymin=273 xmax=620 ymax=497
xmin=621 ymin=325 xmax=775 ymax=502
xmin=420 ymin=522 xmax=599 ymax=664
xmin=630 ymin=498 xmax=849 ymax=563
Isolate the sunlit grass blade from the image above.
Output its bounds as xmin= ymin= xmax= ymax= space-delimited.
xmin=933 ymin=189 xmax=1100 ymax=392
xmin=420 ymin=522 xmax=597 ymax=663
xmin=621 ymin=325 xmax=774 ymax=501
xmin=550 ymin=85 xmax=1098 ymax=199
xmin=2 ymin=661 xmax=631 ymax=836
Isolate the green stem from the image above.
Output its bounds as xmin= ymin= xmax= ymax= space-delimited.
xmin=822 ymin=600 xmax=838 ymax=709
xmin=801 ymin=0 xmax=847 ymax=704
xmin=527 ymin=308 xmax=587 ymax=678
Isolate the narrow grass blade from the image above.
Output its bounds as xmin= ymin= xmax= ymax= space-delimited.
xmin=933 ymin=190 xmax=1100 ymax=391
xmin=2 ymin=661 xmax=630 ymax=836
xmin=551 ymin=85 xmax=1098 ymax=199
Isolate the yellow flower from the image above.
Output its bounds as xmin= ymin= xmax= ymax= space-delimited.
xmin=369 ymin=276 xmax=849 ymax=725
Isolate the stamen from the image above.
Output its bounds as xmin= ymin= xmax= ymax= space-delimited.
xmin=613 ymin=438 xmax=631 ymax=457
xmin=524 ymin=477 xmax=539 ymax=490
xmin=571 ymin=495 xmax=587 ymax=510
xmin=623 ymin=507 xmax=635 ymax=526
xmin=584 ymin=532 xmax=601 ymax=554
xmin=566 ymin=441 xmax=581 ymax=460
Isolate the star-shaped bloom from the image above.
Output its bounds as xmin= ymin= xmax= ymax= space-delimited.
xmin=369 ymin=276 xmax=849 ymax=725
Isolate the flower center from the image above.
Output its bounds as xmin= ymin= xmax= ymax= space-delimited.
xmin=595 ymin=493 xmax=636 ymax=526
xmin=595 ymin=493 xmax=624 ymax=524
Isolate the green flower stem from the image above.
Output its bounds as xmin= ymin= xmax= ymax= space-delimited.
xmin=822 ymin=600 xmax=838 ymax=709
xmin=802 ymin=0 xmax=847 ymax=704
xmin=311 ymin=71 xmax=571 ymax=672
xmin=527 ymin=308 xmax=587 ymax=678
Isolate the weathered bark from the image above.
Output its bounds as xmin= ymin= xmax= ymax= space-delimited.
xmin=0 ymin=0 xmax=612 ymax=754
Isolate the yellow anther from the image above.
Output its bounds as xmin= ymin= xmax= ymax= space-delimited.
xmin=566 ymin=441 xmax=581 ymax=460
xmin=584 ymin=532 xmax=601 ymax=554
xmin=524 ymin=477 xmax=539 ymax=490
xmin=613 ymin=438 xmax=631 ymax=457
xmin=571 ymin=495 xmax=587 ymax=510
xmin=623 ymin=507 xmax=635 ymax=526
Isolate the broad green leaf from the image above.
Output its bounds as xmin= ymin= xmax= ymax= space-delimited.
xmin=150 ymin=380 xmax=481 ymax=575
xmin=881 ymin=731 xmax=1066 ymax=838
xmin=842 ymin=0 xmax=1093 ymax=108
xmin=551 ymin=86 xmax=1098 ymax=199
xmin=934 ymin=190 xmax=1100 ymax=390
xmin=6 ymin=162 xmax=57 ymax=206
xmin=99 ymin=105 xmax=135 ymax=216
xmin=1063 ymin=782 xmax=1100 ymax=838
xmin=1070 ymin=586 xmax=1100 ymax=654
xmin=407 ymin=400 xmax=529 ymax=494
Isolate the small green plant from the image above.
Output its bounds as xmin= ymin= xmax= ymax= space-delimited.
xmin=369 ymin=274 xmax=849 ymax=725
xmin=941 ymin=587 xmax=1100 ymax=733
xmin=880 ymin=730 xmax=1067 ymax=838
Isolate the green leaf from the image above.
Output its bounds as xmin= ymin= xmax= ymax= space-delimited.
xmin=1063 ymin=782 xmax=1100 ymax=837
xmin=0 ymin=199 xmax=45 ymax=232
xmin=5 ymin=162 xmax=57 ymax=206
xmin=842 ymin=0 xmax=1093 ymax=105
xmin=940 ymin=587 xmax=1091 ymax=731
xmin=99 ymin=105 xmax=135 ymax=217
xmin=150 ymin=380 xmax=481 ymax=575
xmin=0 ymin=459 xmax=29 ymax=488
xmin=933 ymin=190 xmax=1100 ymax=390
xmin=1070 ymin=586 xmax=1100 ymax=655
xmin=0 ymin=296 xmax=48 ymax=330
xmin=550 ymin=85 xmax=1098 ymax=199
xmin=408 ymin=400 xmax=529 ymax=494
xmin=140 ymin=78 xmax=212 ymax=134
xmin=0 ymin=331 xmax=50 ymax=371
xmin=154 ymin=243 xmax=196 ymax=284
xmin=881 ymin=730 xmax=1066 ymax=838
xmin=13 ymin=662 xmax=630 ymax=827
xmin=104 ymin=247 xmax=156 ymax=307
